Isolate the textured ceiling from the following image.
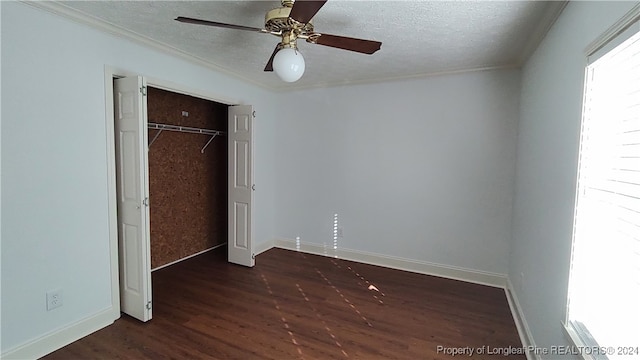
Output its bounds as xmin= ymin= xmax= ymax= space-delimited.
xmin=55 ymin=1 xmax=565 ymax=90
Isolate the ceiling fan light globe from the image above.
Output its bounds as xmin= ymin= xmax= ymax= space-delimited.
xmin=273 ymin=48 xmax=305 ymax=82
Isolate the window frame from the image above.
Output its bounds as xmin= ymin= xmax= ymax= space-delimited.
xmin=564 ymin=5 xmax=640 ymax=360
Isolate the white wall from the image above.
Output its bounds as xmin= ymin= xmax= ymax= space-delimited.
xmin=275 ymin=69 xmax=521 ymax=275
xmin=509 ymin=1 xmax=638 ymax=356
xmin=0 ymin=2 xmax=276 ymax=354
xmin=0 ymin=1 xmax=3 ymax=349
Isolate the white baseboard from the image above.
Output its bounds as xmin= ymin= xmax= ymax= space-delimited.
xmin=1 ymin=307 xmax=118 ymax=360
xmin=271 ymin=238 xmax=507 ymax=288
xmin=151 ymin=243 xmax=226 ymax=272
xmin=254 ymin=239 xmax=274 ymax=256
xmin=505 ymin=278 xmax=539 ymax=360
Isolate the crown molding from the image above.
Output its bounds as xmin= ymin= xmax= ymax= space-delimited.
xmin=271 ymin=63 xmax=520 ymax=93
xmin=518 ymin=1 xmax=569 ymax=65
xmin=584 ymin=2 xmax=640 ymax=56
xmin=21 ymin=1 xmax=271 ymax=91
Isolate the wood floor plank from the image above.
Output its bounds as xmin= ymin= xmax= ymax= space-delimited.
xmin=43 ymin=247 xmax=525 ymax=359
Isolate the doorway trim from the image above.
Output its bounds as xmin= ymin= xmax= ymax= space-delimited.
xmin=103 ymin=65 xmax=242 ymax=318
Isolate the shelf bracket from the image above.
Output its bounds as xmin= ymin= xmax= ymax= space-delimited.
xmin=200 ymin=134 xmax=217 ymax=153
xmin=148 ymin=129 xmax=163 ymax=149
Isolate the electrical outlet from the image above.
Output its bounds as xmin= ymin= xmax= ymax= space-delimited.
xmin=181 ymin=111 xmax=189 ymax=117
xmin=46 ymin=289 xmax=63 ymax=311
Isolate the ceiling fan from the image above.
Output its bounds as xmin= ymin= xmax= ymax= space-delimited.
xmin=175 ymin=0 xmax=382 ymax=82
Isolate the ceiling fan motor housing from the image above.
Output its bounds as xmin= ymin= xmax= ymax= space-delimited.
xmin=265 ymin=7 xmax=314 ymax=34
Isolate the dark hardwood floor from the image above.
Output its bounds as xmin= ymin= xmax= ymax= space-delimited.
xmin=44 ymin=247 xmax=525 ymax=359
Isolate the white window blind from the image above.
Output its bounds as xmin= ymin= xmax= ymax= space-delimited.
xmin=567 ymin=21 xmax=640 ymax=359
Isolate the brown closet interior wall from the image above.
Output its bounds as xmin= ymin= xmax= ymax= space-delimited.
xmin=147 ymin=87 xmax=228 ymax=269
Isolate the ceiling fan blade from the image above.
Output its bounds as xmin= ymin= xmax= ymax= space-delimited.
xmin=264 ymin=44 xmax=282 ymax=72
xmin=310 ymin=33 xmax=382 ymax=54
xmin=175 ymin=16 xmax=264 ymax=32
xmin=289 ymin=0 xmax=327 ymax=24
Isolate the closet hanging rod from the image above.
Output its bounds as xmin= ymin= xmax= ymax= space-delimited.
xmin=148 ymin=122 xmax=225 ymax=137
xmin=147 ymin=122 xmax=226 ymax=152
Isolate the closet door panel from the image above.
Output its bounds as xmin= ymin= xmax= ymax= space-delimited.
xmin=228 ymin=105 xmax=254 ymax=267
xmin=114 ymin=76 xmax=152 ymax=322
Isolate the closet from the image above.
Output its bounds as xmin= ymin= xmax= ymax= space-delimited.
xmin=113 ymin=75 xmax=255 ymax=322
xmin=146 ymin=87 xmax=228 ymax=270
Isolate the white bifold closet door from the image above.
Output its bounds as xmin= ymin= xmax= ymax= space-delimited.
xmin=114 ymin=76 xmax=152 ymax=322
xmin=112 ymin=77 xmax=255 ymax=322
xmin=228 ymin=105 xmax=255 ymax=267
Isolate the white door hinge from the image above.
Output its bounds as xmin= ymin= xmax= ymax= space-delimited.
xmin=140 ymin=86 xmax=147 ymax=96
xmin=146 ymin=301 xmax=152 ymax=310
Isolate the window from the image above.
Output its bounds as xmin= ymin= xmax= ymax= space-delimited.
xmin=566 ymin=16 xmax=640 ymax=360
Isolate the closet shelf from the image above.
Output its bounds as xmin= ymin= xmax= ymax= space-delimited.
xmin=148 ymin=122 xmax=226 ymax=153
